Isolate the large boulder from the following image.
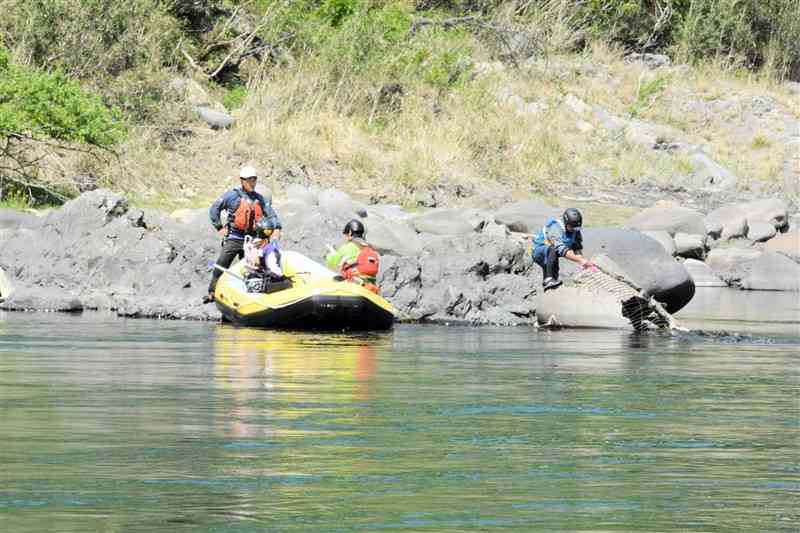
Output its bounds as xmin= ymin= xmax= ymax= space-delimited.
xmin=739 ymin=198 xmax=790 ymax=229
xmin=196 ymin=106 xmax=234 ymax=129
xmin=747 ymin=221 xmax=777 ymax=242
xmin=0 ymin=266 xmax=13 ymax=301
xmin=0 ymin=189 xmax=221 ymax=319
xmin=626 ymin=203 xmax=706 ymax=237
xmin=0 ymin=208 xmax=38 ymax=230
xmin=704 ymin=205 xmax=748 ymax=240
xmin=766 ymin=229 xmax=800 ymax=262
xmin=580 ymin=227 xmax=695 ymax=313
xmin=641 ymin=230 xmax=676 ymax=256
xmin=688 ymin=150 xmax=739 ymax=191
xmin=284 ymin=184 xmax=319 ymax=206
xmin=0 ymin=284 xmax=82 ymax=312
xmin=317 ymin=188 xmax=367 ymax=218
xmin=683 ymin=259 xmax=727 ymax=288
xmin=705 ymin=247 xmax=763 ymax=286
xmin=739 ymin=252 xmax=800 ymax=291
xmin=537 ymin=286 xmax=631 ymax=329
xmin=493 ymin=199 xmax=561 ymax=234
xmin=673 ymin=233 xmax=706 ymax=260
xmin=410 ymin=209 xmax=476 ymax=236
xmin=367 ymin=219 xmax=423 ymax=257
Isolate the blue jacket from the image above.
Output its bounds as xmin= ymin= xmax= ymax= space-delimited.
xmin=209 ymin=188 xmax=281 ymax=241
xmin=533 ymin=217 xmax=583 ymax=257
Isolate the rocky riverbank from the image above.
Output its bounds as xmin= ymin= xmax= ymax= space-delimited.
xmin=0 ymin=188 xmax=797 ymax=326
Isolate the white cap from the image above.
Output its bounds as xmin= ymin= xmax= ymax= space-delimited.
xmin=239 ymin=165 xmax=257 ymax=179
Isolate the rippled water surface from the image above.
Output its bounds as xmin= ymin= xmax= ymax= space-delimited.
xmin=1 ymin=309 xmax=798 ymax=532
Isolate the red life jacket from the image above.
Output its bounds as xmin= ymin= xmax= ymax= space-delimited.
xmin=342 ymin=244 xmax=380 ymax=282
xmin=232 ymin=190 xmax=264 ymax=234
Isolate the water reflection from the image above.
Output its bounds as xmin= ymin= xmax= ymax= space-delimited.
xmin=212 ymin=326 xmax=387 ymax=439
xmin=1 ymin=313 xmax=798 ymax=532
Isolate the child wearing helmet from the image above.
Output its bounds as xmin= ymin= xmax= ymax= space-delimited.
xmin=531 ymin=208 xmax=597 ymax=292
xmin=325 ymin=219 xmax=380 ymax=293
xmin=243 ymin=218 xmax=290 ymax=293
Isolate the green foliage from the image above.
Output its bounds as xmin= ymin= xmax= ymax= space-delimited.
xmin=579 ymin=0 xmax=686 ymax=51
xmin=578 ymin=0 xmax=800 ymax=79
xmin=0 ymin=0 xmax=184 ymax=118
xmin=0 ymin=53 xmax=124 ymax=146
xmin=629 ymin=74 xmax=669 ymax=117
xmin=223 ymin=85 xmax=249 ymax=110
xmin=318 ymin=0 xmax=360 ymax=26
xmin=672 ymin=0 xmax=800 ymax=78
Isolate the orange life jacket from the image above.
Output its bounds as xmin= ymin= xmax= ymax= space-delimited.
xmin=232 ymin=190 xmax=264 ymax=234
xmin=342 ymin=245 xmax=380 ymax=293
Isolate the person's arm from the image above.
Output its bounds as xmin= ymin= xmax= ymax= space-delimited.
xmin=209 ymin=191 xmax=230 ymax=236
xmin=326 ymin=244 xmax=345 ymax=270
xmin=265 ymin=250 xmax=283 ymax=277
xmin=564 ymin=249 xmax=589 ymax=266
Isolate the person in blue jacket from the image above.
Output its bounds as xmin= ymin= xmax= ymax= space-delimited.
xmin=531 ymin=207 xmax=596 ymax=292
xmin=204 ymin=165 xmax=282 ymax=303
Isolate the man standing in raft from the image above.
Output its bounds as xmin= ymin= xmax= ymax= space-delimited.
xmin=204 ymin=165 xmax=282 ymax=303
xmin=326 ymin=219 xmax=381 ymax=293
xmin=531 ymin=207 xmax=596 ymax=292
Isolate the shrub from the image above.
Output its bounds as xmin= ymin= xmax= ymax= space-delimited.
xmin=0 ymin=47 xmax=124 ymax=203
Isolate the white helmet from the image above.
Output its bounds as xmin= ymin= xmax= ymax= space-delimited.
xmin=239 ymin=165 xmax=258 ymax=179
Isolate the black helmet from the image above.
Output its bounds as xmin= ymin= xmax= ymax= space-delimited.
xmin=342 ymin=219 xmax=365 ymax=238
xmin=255 ymin=218 xmax=276 ymax=238
xmin=562 ymin=208 xmax=583 ymax=228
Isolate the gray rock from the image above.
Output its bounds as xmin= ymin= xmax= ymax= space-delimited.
xmin=624 ymin=119 xmax=682 ymax=148
xmin=285 ymin=184 xmax=319 ymax=206
xmin=196 ymin=106 xmax=234 ymax=129
xmin=641 ymin=230 xmax=676 ymax=256
xmin=537 ymin=285 xmax=632 ymax=329
xmin=318 ymin=188 xmax=368 ymax=218
xmin=683 ymin=259 xmax=727 ymax=287
xmin=564 ymin=94 xmax=590 ymax=115
xmin=411 ymin=209 xmax=475 ymax=236
xmin=367 ymin=219 xmax=423 ymax=257
xmin=169 ymin=208 xmax=208 ymax=226
xmin=673 ymin=233 xmax=706 ymax=260
xmin=0 ymin=209 xmax=38 ymax=230
xmin=705 ymin=205 xmax=748 ymax=240
xmin=747 ymin=221 xmax=777 ymax=242
xmin=626 ymin=53 xmax=671 ymax=69
xmin=739 ymin=198 xmax=790 ymax=229
xmin=0 ymin=266 xmax=13 ymax=301
xmin=414 ymin=190 xmax=437 ymax=208
xmin=581 ymin=227 xmax=695 ymax=313
xmin=367 ymin=204 xmax=412 ymax=220
xmin=705 ymin=247 xmax=763 ymax=286
xmin=0 ymin=285 xmax=83 ymax=312
xmin=627 ymin=203 xmax=706 ymax=236
xmin=740 ymin=252 xmax=800 ymax=291
xmin=493 ymin=199 xmax=561 ymax=234
xmin=688 ymin=150 xmax=739 ymax=190
xmin=766 ymin=229 xmax=800 ymax=262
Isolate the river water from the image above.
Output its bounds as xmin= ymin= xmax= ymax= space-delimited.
xmin=1 ymin=289 xmax=798 ymax=531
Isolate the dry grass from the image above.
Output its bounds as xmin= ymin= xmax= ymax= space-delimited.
xmin=87 ymin=40 xmax=798 ymax=212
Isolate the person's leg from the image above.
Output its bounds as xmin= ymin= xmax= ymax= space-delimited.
xmin=541 ymin=245 xmax=562 ymax=291
xmin=544 ymin=245 xmax=559 ymax=281
xmin=207 ymin=239 xmax=244 ymax=298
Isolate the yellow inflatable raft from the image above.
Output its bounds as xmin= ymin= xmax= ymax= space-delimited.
xmin=214 ymin=250 xmax=396 ymax=330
